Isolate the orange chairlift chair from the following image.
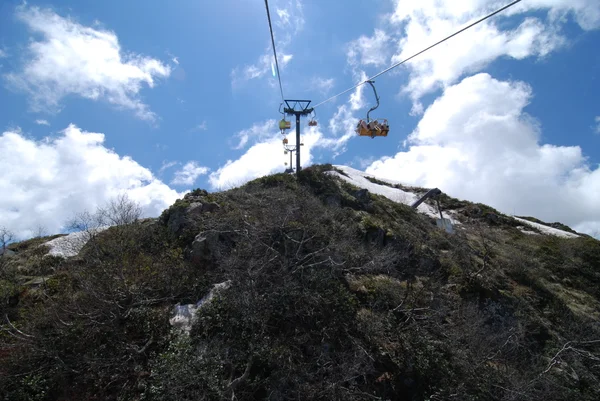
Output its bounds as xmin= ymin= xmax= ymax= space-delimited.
xmin=356 ymin=80 xmax=389 ymax=138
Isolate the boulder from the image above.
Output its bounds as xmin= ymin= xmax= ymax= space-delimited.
xmin=325 ymin=194 xmax=341 ymax=208
xmin=190 ymin=232 xmax=220 ymax=264
xmin=185 ymin=189 xmax=208 ymax=199
xmin=186 ymin=202 xmax=204 ymax=216
xmin=166 ymin=207 xmax=188 ymax=234
xmin=365 ymin=227 xmax=386 ymax=246
xmin=202 ymin=202 xmax=220 ymax=213
xmin=354 ymin=189 xmax=370 ymax=203
xmin=486 ymin=213 xmax=500 ymax=225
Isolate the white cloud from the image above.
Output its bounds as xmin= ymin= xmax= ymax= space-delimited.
xmin=231 ymin=52 xmax=293 ymax=87
xmin=193 ymin=121 xmax=208 ymax=132
xmin=210 ymin=125 xmax=321 ymax=190
xmin=231 ymin=0 xmax=302 ymax=86
xmin=347 ymin=29 xmax=393 ymax=68
xmin=311 ymin=77 xmax=335 ymax=96
xmin=595 ymin=116 xmax=600 ymax=134
xmin=366 ymin=73 xmax=600 ymax=236
xmin=517 ymin=0 xmax=600 ymax=31
xmin=0 ymin=49 xmax=6 ymax=58
xmin=172 ymin=57 xmax=179 ymax=65
xmin=4 ymin=6 xmax=171 ymax=122
xmin=171 ymin=161 xmax=210 ymax=186
xmin=35 ymin=119 xmax=50 ymax=126
xmin=159 ymin=160 xmax=178 ymax=174
xmin=0 ymin=124 xmax=182 ymax=239
xmin=233 ymin=119 xmax=277 ymax=149
xmin=379 ymin=0 xmax=600 ymax=111
xmin=275 ymin=0 xmax=305 ymax=34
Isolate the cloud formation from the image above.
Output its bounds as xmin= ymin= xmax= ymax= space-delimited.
xmin=4 ymin=6 xmax=171 ymax=121
xmin=233 ymin=120 xmax=277 ymax=150
xmin=35 ymin=119 xmax=50 ymax=126
xmin=347 ymin=29 xmax=393 ymax=68
xmin=193 ymin=121 xmax=208 ymax=132
xmin=366 ymin=73 xmax=600 ymax=236
xmin=209 ymin=123 xmax=321 ymax=190
xmin=310 ymin=77 xmax=335 ymax=96
xmin=231 ymin=0 xmax=303 ymax=87
xmin=0 ymin=125 xmax=182 ymax=239
xmin=171 ymin=161 xmax=210 ymax=186
xmin=381 ymin=0 xmax=599 ymax=111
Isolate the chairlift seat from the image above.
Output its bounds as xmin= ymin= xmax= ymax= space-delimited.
xmin=356 ymin=119 xmax=389 ymax=138
xmin=279 ymin=119 xmax=291 ymax=130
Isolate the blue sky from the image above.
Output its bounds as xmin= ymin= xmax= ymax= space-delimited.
xmin=1 ymin=0 xmax=599 ymax=238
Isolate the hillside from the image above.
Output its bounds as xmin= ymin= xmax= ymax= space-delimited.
xmin=1 ymin=164 xmax=599 ymax=401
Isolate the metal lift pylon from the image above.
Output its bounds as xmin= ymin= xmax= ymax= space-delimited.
xmin=282 ymin=100 xmax=313 ymax=174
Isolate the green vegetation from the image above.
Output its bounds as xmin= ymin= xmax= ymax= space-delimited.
xmin=1 ymin=165 xmax=599 ymax=401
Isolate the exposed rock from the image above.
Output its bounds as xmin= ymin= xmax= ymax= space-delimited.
xmin=325 ymin=194 xmax=342 ymax=207
xmin=354 ymin=189 xmax=370 ymax=203
xmin=0 ymin=248 xmax=16 ymax=257
xmin=166 ymin=207 xmax=188 ymax=234
xmin=185 ymin=201 xmax=220 ymax=218
xmin=190 ymin=231 xmax=220 ymax=264
xmin=365 ymin=227 xmax=386 ymax=246
xmin=465 ymin=205 xmax=482 ymax=217
xmin=486 ymin=213 xmax=500 ymax=225
xmin=184 ymin=189 xmax=208 ymax=200
xmin=186 ymin=202 xmax=204 ymax=216
xmin=202 ymin=202 xmax=220 ymax=213
xmin=23 ymin=276 xmax=52 ymax=287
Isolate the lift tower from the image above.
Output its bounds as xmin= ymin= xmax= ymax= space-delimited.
xmin=283 ymin=100 xmax=313 ymax=174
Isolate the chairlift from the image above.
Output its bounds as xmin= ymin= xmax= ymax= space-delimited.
xmin=308 ymin=110 xmax=318 ymax=127
xmin=356 ymin=81 xmax=390 ymax=138
xmin=278 ymin=103 xmax=291 ymax=133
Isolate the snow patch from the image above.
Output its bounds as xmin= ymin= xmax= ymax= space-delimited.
xmin=44 ymin=227 xmax=109 ymax=258
xmin=169 ymin=280 xmax=232 ymax=334
xmin=329 ymin=165 xmax=459 ymax=224
xmin=513 ymin=217 xmax=579 ymax=239
xmin=517 ymin=226 xmax=540 ymax=236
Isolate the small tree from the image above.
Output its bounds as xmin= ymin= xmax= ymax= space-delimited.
xmin=35 ymin=225 xmax=47 ymax=238
xmin=0 ymin=226 xmax=14 ymax=255
xmin=96 ymin=194 xmax=142 ymax=227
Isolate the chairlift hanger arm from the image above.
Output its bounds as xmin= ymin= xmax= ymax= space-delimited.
xmin=283 ymin=99 xmax=313 ymax=115
xmin=366 ymin=80 xmax=380 ymax=122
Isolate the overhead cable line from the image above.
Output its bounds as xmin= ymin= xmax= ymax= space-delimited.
xmin=312 ymin=0 xmax=523 ymax=109
xmin=264 ymin=0 xmax=285 ymax=102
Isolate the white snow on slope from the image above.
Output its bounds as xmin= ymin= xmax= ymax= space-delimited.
xmin=513 ymin=217 xmax=579 ymax=239
xmin=328 ymin=165 xmax=459 ymax=224
xmin=170 ymin=280 xmax=232 ymax=334
xmin=44 ymin=227 xmax=109 ymax=258
xmin=329 ymin=166 xmax=578 ymax=239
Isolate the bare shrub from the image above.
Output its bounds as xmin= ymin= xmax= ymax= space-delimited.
xmin=0 ymin=226 xmax=14 ymax=255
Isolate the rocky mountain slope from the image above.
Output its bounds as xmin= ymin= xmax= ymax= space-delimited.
xmin=1 ymin=164 xmax=599 ymax=401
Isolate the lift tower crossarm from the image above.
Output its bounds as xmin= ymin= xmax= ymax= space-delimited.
xmin=283 ymin=100 xmax=313 ymax=174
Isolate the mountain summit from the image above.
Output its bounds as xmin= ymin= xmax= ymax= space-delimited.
xmin=1 ymin=165 xmax=599 ymax=401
